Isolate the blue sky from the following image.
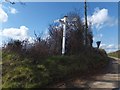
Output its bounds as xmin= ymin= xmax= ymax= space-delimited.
xmin=0 ymin=2 xmax=118 ymax=53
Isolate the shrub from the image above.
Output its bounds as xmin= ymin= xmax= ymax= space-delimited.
xmin=2 ymin=47 xmax=109 ymax=88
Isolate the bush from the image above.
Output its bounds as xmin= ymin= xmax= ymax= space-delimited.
xmin=43 ymin=51 xmax=109 ymax=83
xmin=2 ymin=47 xmax=109 ymax=88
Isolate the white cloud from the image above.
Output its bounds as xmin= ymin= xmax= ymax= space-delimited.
xmin=28 ymin=37 xmax=35 ymax=44
xmin=88 ymin=8 xmax=108 ymax=28
xmin=100 ymin=43 xmax=118 ymax=53
xmin=0 ymin=26 xmax=36 ymax=45
xmin=93 ymin=37 xmax=95 ymax=41
xmin=106 ymin=44 xmax=114 ymax=49
xmin=1 ymin=26 xmax=29 ymax=40
xmin=93 ymin=33 xmax=103 ymax=41
xmin=9 ymin=7 xmax=18 ymax=14
xmin=87 ymin=7 xmax=117 ymax=30
xmin=42 ymin=28 xmax=50 ymax=40
xmin=0 ymin=5 xmax=18 ymax=23
xmin=0 ymin=5 xmax=8 ymax=22
xmin=100 ymin=43 xmax=106 ymax=49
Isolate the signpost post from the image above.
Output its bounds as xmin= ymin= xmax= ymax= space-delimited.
xmin=61 ymin=16 xmax=67 ymax=55
xmin=54 ymin=16 xmax=68 ymax=55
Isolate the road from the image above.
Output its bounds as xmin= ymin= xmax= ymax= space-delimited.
xmin=54 ymin=57 xmax=120 ymax=89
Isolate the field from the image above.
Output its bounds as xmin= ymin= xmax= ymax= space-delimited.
xmin=108 ymin=50 xmax=120 ymax=58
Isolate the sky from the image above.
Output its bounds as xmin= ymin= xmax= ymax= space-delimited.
xmin=0 ymin=1 xmax=118 ymax=53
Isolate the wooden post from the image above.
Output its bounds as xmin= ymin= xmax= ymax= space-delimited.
xmin=84 ymin=0 xmax=88 ymax=46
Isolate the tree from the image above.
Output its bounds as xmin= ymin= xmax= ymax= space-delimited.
xmin=5 ymin=0 xmax=26 ymax=5
xmin=26 ymin=31 xmax=49 ymax=63
xmin=48 ymin=24 xmax=63 ymax=55
xmin=48 ymin=11 xmax=91 ymax=55
xmin=4 ymin=39 xmax=22 ymax=53
xmin=65 ymin=12 xmax=84 ymax=54
xmin=87 ymin=23 xmax=93 ymax=47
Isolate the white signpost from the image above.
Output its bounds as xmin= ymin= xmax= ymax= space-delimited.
xmin=54 ymin=16 xmax=78 ymax=55
xmin=54 ymin=16 xmax=68 ymax=55
xmin=61 ymin=16 xmax=67 ymax=55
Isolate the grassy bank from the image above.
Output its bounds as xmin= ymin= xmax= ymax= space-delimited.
xmin=2 ymin=48 xmax=109 ymax=88
xmin=108 ymin=50 xmax=120 ymax=58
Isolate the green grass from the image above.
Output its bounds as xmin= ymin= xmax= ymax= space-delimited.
xmin=108 ymin=50 xmax=120 ymax=58
xmin=2 ymin=49 xmax=109 ymax=88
